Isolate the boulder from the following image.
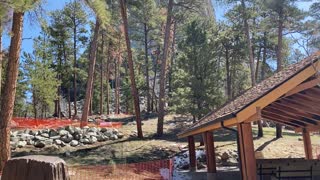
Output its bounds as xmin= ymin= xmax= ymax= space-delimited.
xmin=34 ymin=141 xmax=45 ymax=148
xmin=112 ymin=129 xmax=119 ymax=135
xmin=17 ymin=141 xmax=27 ymax=148
xmin=110 ymin=134 xmax=118 ymax=140
xmin=49 ymin=129 xmax=59 ymax=137
xmin=19 ymin=134 xmax=34 ymax=141
xmin=40 ymin=133 xmax=50 ymax=138
xmin=88 ymin=127 xmax=98 ymax=133
xmin=89 ymin=136 xmax=97 ymax=144
xmin=26 ymin=139 xmax=34 ymax=146
xmin=73 ymin=133 xmax=81 ymax=141
xmin=49 ymin=135 xmax=60 ymax=140
xmin=80 ymin=138 xmax=90 ymax=144
xmin=117 ymin=133 xmax=124 ymax=139
xmin=100 ymin=128 xmax=108 ymax=133
xmin=54 ymin=139 xmax=62 ymax=146
xmin=65 ymin=126 xmax=75 ymax=135
xmin=28 ymin=130 xmax=36 ymax=136
xmin=70 ymin=140 xmax=79 ymax=147
xmin=86 ymin=132 xmax=97 ymax=137
xmin=59 ymin=130 xmax=69 ymax=136
xmin=1 ymin=155 xmax=70 ymax=180
xmin=60 ymin=134 xmax=73 ymax=143
xmin=34 ymin=136 xmax=47 ymax=141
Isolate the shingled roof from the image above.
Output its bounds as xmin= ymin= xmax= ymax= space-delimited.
xmin=178 ymin=51 xmax=320 ymax=138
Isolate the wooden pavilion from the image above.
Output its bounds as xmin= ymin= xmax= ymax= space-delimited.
xmin=177 ymin=51 xmax=320 ymax=179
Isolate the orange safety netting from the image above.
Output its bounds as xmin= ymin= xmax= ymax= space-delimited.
xmin=69 ymin=159 xmax=173 ymax=180
xmin=11 ymin=117 xmax=122 ymax=129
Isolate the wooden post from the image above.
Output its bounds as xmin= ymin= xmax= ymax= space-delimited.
xmin=302 ymin=128 xmax=313 ymax=160
xmin=238 ymin=122 xmax=257 ymax=180
xmin=203 ymin=131 xmax=216 ymax=173
xmin=188 ymin=136 xmax=196 ymax=171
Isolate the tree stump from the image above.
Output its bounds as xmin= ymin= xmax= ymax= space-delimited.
xmin=1 ymin=155 xmax=70 ymax=180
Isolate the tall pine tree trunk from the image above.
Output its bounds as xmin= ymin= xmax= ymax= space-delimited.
xmin=120 ymin=0 xmax=143 ymax=138
xmin=225 ymin=47 xmax=232 ymax=100
xmin=276 ymin=7 xmax=284 ymax=139
xmin=168 ymin=21 xmax=176 ymax=107
xmin=261 ymin=32 xmax=267 ymax=80
xmin=100 ymin=33 xmax=104 ymax=115
xmin=241 ymin=0 xmax=255 ymax=86
xmin=81 ymin=19 xmax=100 ymax=127
xmin=0 ymin=22 xmax=2 ymax=96
xmin=0 ymin=12 xmax=24 ymax=171
xmin=73 ymin=14 xmax=78 ymax=118
xmin=115 ymin=55 xmax=120 ymax=114
xmin=144 ymin=23 xmax=151 ymax=113
xmin=157 ymin=0 xmax=173 ymax=137
xmin=106 ymin=44 xmax=110 ymax=115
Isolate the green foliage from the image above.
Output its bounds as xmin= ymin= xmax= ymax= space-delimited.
xmin=170 ymin=19 xmax=225 ymax=120
xmin=23 ymin=35 xmax=60 ymax=117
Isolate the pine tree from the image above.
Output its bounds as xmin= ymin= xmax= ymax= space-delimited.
xmin=120 ymin=0 xmax=143 ymax=138
xmin=0 ymin=0 xmax=39 ymax=171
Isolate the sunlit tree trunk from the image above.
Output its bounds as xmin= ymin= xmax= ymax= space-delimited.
xmin=81 ymin=19 xmax=100 ymax=127
xmin=0 ymin=12 xmax=24 ymax=171
xmin=119 ymin=0 xmax=143 ymax=138
xmin=157 ymin=0 xmax=173 ymax=137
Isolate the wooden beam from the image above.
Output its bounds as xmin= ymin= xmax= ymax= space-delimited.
xmin=244 ymin=107 xmax=261 ymax=123
xmin=302 ymin=129 xmax=313 ymax=160
xmin=284 ymin=77 xmax=320 ymax=97
xmin=278 ymin=99 xmax=320 ymax=117
xmin=263 ymin=108 xmax=317 ymax=126
xmin=286 ymin=95 xmax=320 ymax=109
xmin=188 ymin=136 xmax=196 ymax=171
xmin=296 ymin=125 xmax=320 ymax=132
xmin=203 ymin=131 xmax=216 ymax=173
xmin=294 ymin=92 xmax=320 ymax=104
xmin=238 ymin=122 xmax=257 ymax=180
xmin=177 ymin=117 xmax=238 ymax=138
xmin=272 ymin=102 xmax=320 ymax=122
xmin=262 ymin=114 xmax=301 ymax=128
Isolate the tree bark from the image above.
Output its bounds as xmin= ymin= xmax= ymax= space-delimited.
xmin=114 ymin=55 xmax=120 ymax=114
xmin=168 ymin=20 xmax=176 ymax=107
xmin=0 ymin=22 xmax=2 ymax=97
xmin=120 ymin=0 xmax=143 ymax=138
xmin=144 ymin=23 xmax=151 ymax=113
xmin=157 ymin=0 xmax=173 ymax=137
xmin=106 ymin=44 xmax=110 ymax=115
xmin=225 ymin=47 xmax=231 ymax=100
xmin=241 ymin=0 xmax=255 ymax=86
xmin=100 ymin=33 xmax=104 ymax=115
xmin=81 ymin=19 xmax=100 ymax=127
xmin=261 ymin=32 xmax=267 ymax=80
xmin=0 ymin=12 xmax=24 ymax=171
xmin=73 ymin=10 xmax=78 ymax=118
xmin=276 ymin=7 xmax=284 ymax=139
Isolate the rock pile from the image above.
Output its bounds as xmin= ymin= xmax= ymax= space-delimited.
xmin=173 ymin=149 xmax=239 ymax=170
xmin=10 ymin=126 xmax=124 ymax=149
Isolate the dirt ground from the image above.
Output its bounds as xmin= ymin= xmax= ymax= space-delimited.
xmin=10 ymin=114 xmax=320 ymax=179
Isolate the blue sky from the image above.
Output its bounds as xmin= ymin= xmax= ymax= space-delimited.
xmin=2 ymin=0 xmax=68 ymax=53
xmin=2 ymin=0 xmax=316 ymax=55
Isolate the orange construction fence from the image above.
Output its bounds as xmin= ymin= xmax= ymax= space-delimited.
xmin=11 ymin=117 xmax=122 ymax=130
xmin=69 ymin=159 xmax=174 ymax=180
